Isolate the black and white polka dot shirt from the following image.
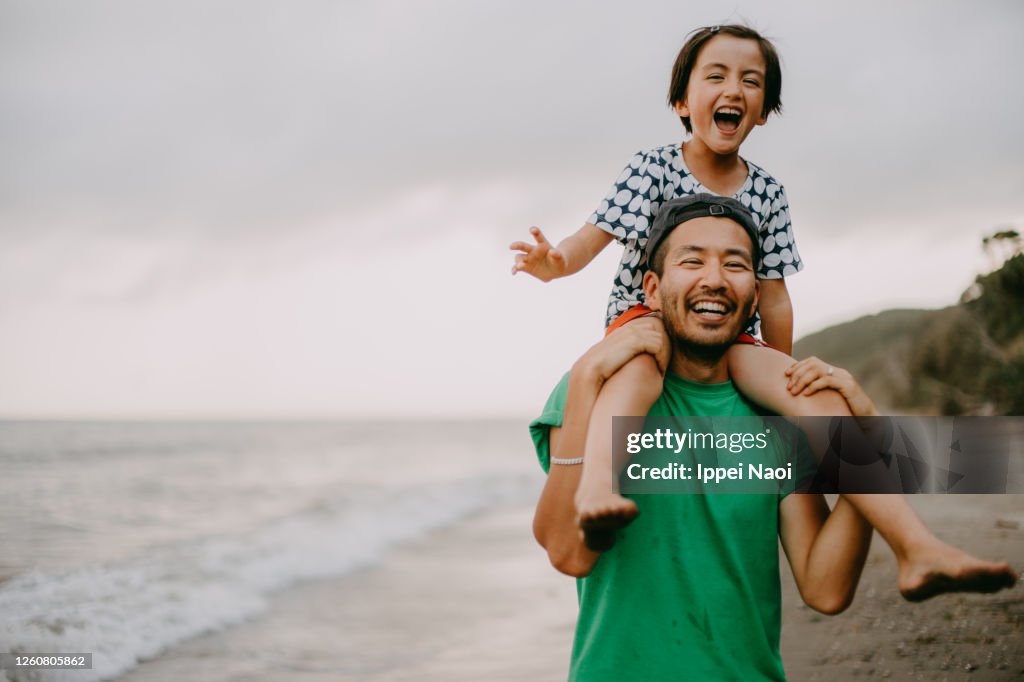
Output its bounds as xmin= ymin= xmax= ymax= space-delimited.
xmin=589 ymin=143 xmax=803 ymax=333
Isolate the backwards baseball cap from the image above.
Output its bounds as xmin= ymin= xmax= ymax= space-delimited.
xmin=645 ymin=194 xmax=761 ymax=270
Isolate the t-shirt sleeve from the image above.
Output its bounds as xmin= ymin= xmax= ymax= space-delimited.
xmin=528 ymin=372 xmax=570 ymax=474
xmin=587 ymin=150 xmax=658 ymax=247
xmin=757 ymin=184 xmax=804 ymax=280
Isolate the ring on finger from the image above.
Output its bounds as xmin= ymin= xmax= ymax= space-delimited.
xmin=826 ymin=365 xmax=834 ymax=377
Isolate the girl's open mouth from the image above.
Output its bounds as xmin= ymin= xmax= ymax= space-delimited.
xmin=713 ymin=109 xmax=741 ymax=133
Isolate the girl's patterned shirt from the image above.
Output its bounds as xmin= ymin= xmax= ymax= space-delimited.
xmin=589 ymin=143 xmax=803 ymax=333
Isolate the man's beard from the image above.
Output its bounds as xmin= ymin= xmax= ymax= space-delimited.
xmin=660 ymin=287 xmax=757 ymax=364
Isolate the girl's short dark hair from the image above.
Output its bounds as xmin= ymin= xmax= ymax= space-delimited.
xmin=667 ymin=25 xmax=783 ymax=134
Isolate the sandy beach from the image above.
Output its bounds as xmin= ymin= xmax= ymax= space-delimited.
xmin=781 ymin=495 xmax=1024 ymax=681
xmin=114 ymin=496 xmax=1023 ymax=682
xmin=115 ymin=503 xmax=577 ymax=682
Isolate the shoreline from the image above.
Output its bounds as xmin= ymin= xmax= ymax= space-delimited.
xmin=114 ymin=502 xmax=576 ymax=682
xmin=110 ymin=496 xmax=1023 ymax=681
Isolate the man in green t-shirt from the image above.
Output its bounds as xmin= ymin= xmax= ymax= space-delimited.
xmin=530 ymin=196 xmax=875 ymax=680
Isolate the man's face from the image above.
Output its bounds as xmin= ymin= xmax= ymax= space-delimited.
xmin=644 ymin=216 xmax=759 ymax=353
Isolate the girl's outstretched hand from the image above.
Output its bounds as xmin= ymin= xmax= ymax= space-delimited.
xmin=510 ymin=227 xmax=567 ymax=281
xmin=785 ymin=356 xmax=879 ymax=417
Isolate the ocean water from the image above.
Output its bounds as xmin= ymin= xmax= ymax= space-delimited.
xmin=0 ymin=420 xmax=540 ymax=682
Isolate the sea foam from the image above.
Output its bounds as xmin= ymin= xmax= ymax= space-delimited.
xmin=0 ymin=474 xmax=534 ymax=682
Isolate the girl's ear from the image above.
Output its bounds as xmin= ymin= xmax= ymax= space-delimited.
xmin=672 ymin=100 xmax=690 ymax=118
xmin=643 ymin=271 xmax=662 ymax=311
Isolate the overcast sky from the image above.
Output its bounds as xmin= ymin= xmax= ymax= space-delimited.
xmin=1 ymin=0 xmax=1022 ymax=418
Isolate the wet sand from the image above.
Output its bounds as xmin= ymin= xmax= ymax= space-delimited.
xmin=117 ymin=496 xmax=1023 ymax=681
xmin=116 ymin=503 xmax=577 ymax=682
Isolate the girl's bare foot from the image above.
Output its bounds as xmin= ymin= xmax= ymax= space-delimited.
xmin=575 ymin=491 xmax=639 ymax=552
xmin=898 ymin=542 xmax=1019 ymax=602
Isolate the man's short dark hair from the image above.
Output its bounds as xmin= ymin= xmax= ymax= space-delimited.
xmin=667 ymin=24 xmax=783 ymax=134
xmin=647 ymin=194 xmax=761 ymax=277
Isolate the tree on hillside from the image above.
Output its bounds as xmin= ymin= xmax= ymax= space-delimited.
xmin=981 ymin=227 xmax=1022 ymax=271
xmin=915 ymin=230 xmax=1024 ymax=415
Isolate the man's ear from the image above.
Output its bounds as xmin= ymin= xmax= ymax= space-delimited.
xmin=643 ymin=270 xmax=662 ymax=311
xmin=751 ymin=279 xmax=761 ymax=316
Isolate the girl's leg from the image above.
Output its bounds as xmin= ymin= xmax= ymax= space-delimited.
xmin=729 ymin=343 xmax=1018 ymax=601
xmin=575 ymin=317 xmax=668 ymax=552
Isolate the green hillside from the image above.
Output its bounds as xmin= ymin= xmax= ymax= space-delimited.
xmin=794 ymin=250 xmax=1023 ymax=416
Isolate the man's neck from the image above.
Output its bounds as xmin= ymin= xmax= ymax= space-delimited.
xmin=668 ymin=345 xmax=731 ymax=384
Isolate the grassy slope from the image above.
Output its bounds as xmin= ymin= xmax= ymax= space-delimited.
xmin=792 ymin=254 xmax=1023 ymax=415
xmin=794 ymin=308 xmax=949 ymax=413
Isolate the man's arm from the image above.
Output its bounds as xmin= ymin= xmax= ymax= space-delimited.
xmin=779 ymin=493 xmax=873 ymax=614
xmin=533 ymin=323 xmax=665 ymax=577
xmin=532 ymin=371 xmax=602 ymax=577
xmin=758 ymin=278 xmax=794 ymax=355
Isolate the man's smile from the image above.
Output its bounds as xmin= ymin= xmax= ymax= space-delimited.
xmin=687 ymin=296 xmax=736 ymax=324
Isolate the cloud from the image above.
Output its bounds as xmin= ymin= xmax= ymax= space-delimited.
xmin=3 ymin=1 xmax=1022 ymax=244
xmin=2 ymin=0 xmax=1022 ymax=416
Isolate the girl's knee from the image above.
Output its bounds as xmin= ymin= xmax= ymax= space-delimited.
xmin=625 ymin=351 xmax=662 ymax=376
xmin=602 ymin=354 xmax=664 ymax=407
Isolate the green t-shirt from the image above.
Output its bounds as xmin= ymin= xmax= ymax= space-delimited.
xmin=530 ymin=372 xmax=805 ymax=682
